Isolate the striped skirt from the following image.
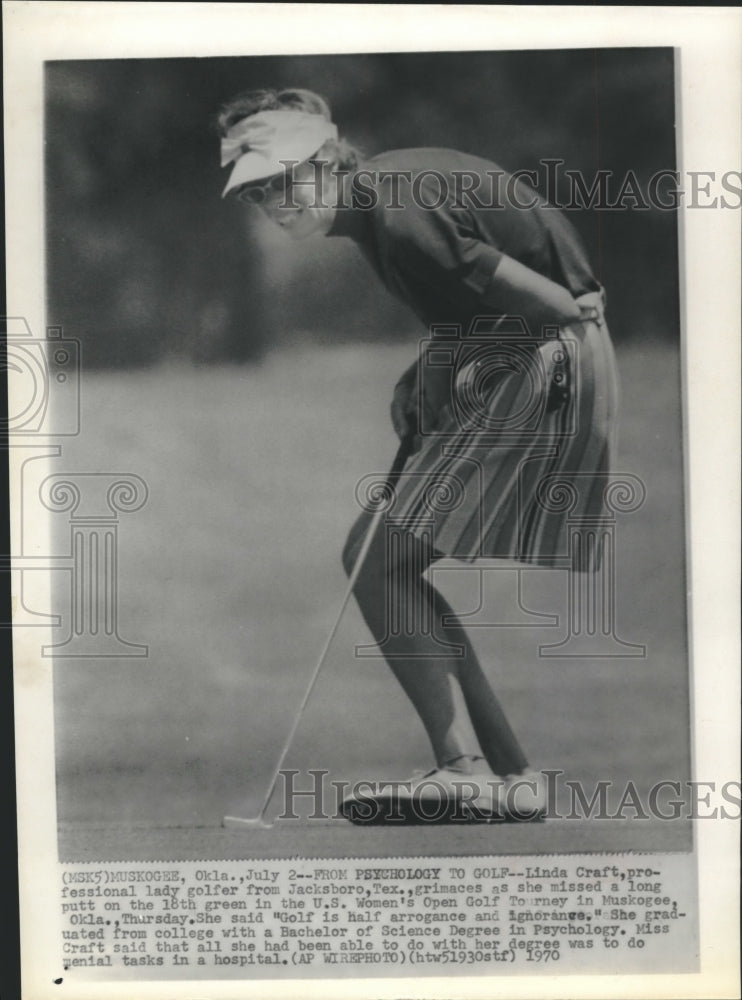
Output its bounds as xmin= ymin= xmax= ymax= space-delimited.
xmin=390 ymin=292 xmax=620 ymax=571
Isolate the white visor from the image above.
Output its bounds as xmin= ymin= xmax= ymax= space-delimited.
xmin=221 ymin=109 xmax=338 ymax=197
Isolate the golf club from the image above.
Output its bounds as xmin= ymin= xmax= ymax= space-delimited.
xmin=223 ymin=432 xmax=416 ymax=830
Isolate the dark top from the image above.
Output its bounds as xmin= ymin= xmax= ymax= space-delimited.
xmin=327 ymin=148 xmax=599 ymax=332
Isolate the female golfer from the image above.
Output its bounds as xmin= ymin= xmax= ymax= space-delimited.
xmin=217 ymin=88 xmax=618 ymax=821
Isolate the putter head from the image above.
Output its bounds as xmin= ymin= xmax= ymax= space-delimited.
xmin=222 ymin=814 xmax=273 ymax=830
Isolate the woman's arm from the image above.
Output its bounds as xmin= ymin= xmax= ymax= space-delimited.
xmin=481 ymin=254 xmax=581 ymax=333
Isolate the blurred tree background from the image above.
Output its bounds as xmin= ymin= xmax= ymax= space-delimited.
xmin=45 ymin=48 xmax=678 ymax=369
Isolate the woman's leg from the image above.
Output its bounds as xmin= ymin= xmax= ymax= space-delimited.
xmin=421 ymin=576 xmax=529 ymax=776
xmin=342 ymin=513 xmax=528 ymax=776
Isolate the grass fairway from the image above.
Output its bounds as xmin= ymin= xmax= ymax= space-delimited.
xmin=53 ymin=338 xmax=691 ymax=860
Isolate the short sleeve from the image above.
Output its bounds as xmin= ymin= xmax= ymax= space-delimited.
xmin=384 ymin=187 xmax=503 ymax=298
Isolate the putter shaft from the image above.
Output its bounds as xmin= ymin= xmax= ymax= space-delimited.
xmin=230 ymin=435 xmax=414 ymax=828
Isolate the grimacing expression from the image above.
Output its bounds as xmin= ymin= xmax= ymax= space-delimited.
xmin=248 ymin=160 xmax=337 ymax=240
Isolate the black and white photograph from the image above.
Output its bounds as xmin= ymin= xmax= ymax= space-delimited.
xmin=5 ymin=4 xmax=740 ymax=998
xmin=47 ymin=46 xmax=691 ymax=855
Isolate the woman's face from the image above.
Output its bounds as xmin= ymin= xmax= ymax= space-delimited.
xmin=256 ymin=160 xmax=337 ymax=240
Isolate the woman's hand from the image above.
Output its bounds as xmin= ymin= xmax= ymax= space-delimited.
xmin=390 ymin=370 xmax=445 ymax=442
xmin=391 ymin=377 xmax=419 ymax=440
xmin=390 ymin=358 xmax=455 ymax=441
